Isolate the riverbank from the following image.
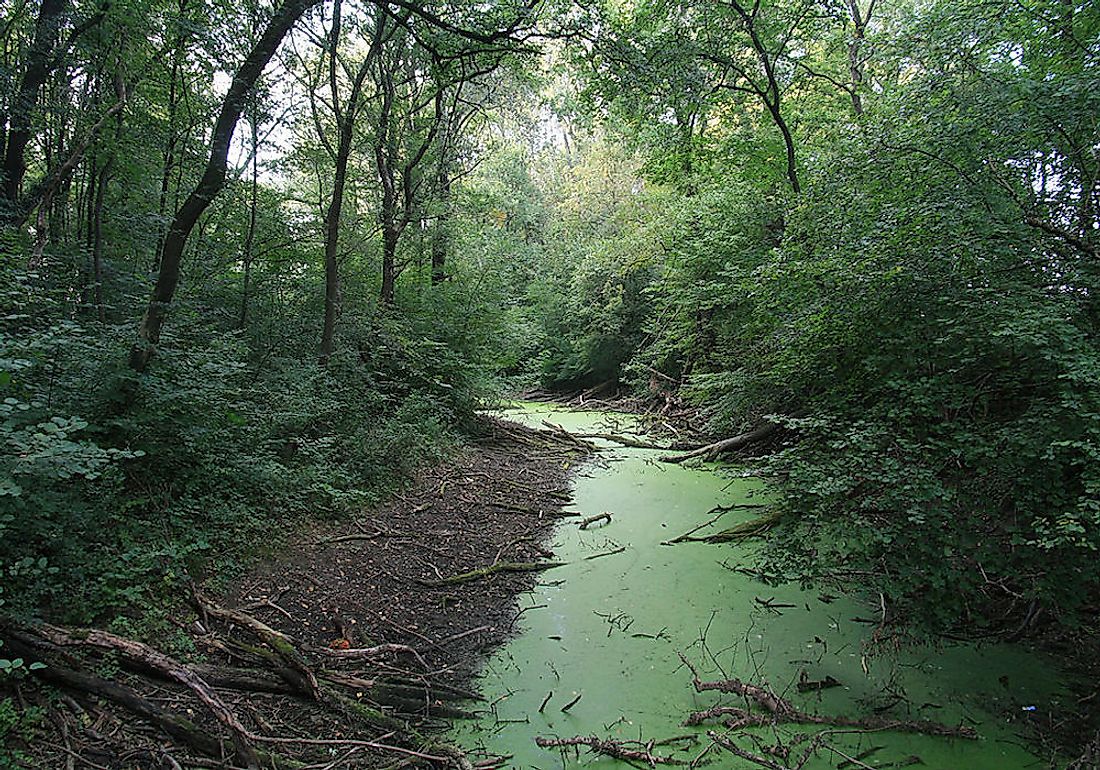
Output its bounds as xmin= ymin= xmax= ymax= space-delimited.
xmin=6 ymin=417 xmax=589 ymax=768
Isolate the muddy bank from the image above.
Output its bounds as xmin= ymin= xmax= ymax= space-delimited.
xmin=11 ymin=418 xmax=590 ymax=769
xmin=222 ymin=417 xmax=590 ymax=685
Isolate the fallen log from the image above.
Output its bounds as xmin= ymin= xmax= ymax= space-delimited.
xmin=45 ymin=663 xmax=298 ymax=768
xmin=660 ymin=423 xmax=779 ymax=464
xmin=21 ymin=624 xmax=262 ymax=766
xmin=535 ymin=735 xmax=685 ymax=765
xmin=192 ymin=589 xmax=322 ymax=701
xmin=414 ymin=561 xmax=565 ymax=587
xmin=541 ymin=421 xmax=668 ymax=450
xmin=539 ymin=423 xmax=600 ymax=450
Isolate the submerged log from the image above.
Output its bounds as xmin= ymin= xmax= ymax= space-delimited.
xmin=697 ymin=509 xmax=782 ymax=543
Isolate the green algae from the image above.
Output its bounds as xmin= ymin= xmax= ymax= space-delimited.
xmin=453 ymin=403 xmax=1062 ymax=769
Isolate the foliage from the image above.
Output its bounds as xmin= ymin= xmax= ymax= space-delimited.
xmin=503 ymin=0 xmax=1100 ymax=644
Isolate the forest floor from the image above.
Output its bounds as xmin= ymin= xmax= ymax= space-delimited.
xmin=12 ymin=418 xmax=592 ymax=769
xmin=218 ymin=416 xmax=589 ymax=703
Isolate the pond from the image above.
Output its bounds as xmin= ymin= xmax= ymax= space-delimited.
xmin=452 ymin=403 xmax=1059 ymax=769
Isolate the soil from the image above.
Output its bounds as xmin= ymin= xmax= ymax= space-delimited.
xmin=11 ymin=417 xmax=593 ymax=769
xmin=221 ymin=417 xmax=586 ymax=688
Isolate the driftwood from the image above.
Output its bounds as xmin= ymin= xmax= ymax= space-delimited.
xmin=541 ymin=420 xmax=668 ymax=450
xmin=414 ymin=560 xmax=565 ymax=587
xmin=679 ymin=653 xmax=977 ymax=740
xmin=660 ymin=423 xmax=779 ymax=464
xmin=535 ymin=735 xmax=685 ymax=766
xmin=578 ymin=512 xmax=612 ymax=530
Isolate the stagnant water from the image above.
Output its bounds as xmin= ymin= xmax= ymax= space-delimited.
xmin=452 ymin=403 xmax=1061 ymax=768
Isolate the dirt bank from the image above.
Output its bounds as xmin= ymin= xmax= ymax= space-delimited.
xmin=11 ymin=418 xmax=591 ymax=769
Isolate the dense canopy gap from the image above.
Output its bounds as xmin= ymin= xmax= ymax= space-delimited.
xmin=1 ymin=0 xmax=1098 ymax=764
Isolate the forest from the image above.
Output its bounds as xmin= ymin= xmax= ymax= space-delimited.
xmin=0 ymin=0 xmax=1098 ymax=767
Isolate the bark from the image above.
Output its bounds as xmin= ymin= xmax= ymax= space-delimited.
xmin=660 ymin=422 xmax=779 ymax=463
xmin=846 ymin=0 xmax=872 ymax=116
xmin=130 ymin=0 xmax=321 ymax=372
xmin=239 ymin=114 xmax=259 ymax=329
xmin=319 ymin=4 xmax=384 ymax=361
xmin=431 ymin=155 xmax=450 ymax=284
xmin=0 ymin=0 xmax=68 ymax=222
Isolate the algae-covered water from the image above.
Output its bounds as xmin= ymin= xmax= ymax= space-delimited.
xmin=453 ymin=403 xmax=1060 ymax=769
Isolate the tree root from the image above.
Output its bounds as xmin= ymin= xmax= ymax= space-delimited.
xmin=535 ymin=735 xmax=686 ymax=765
xmin=414 ymin=561 xmax=565 ymax=587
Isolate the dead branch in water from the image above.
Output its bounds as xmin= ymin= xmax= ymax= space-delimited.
xmin=679 ymin=653 xmax=977 ymax=740
xmin=578 ymin=512 xmax=612 ymax=530
xmin=660 ymin=423 xmax=779 ymax=464
xmin=541 ymin=420 xmax=669 ymax=450
xmin=535 ymin=735 xmax=686 ymax=765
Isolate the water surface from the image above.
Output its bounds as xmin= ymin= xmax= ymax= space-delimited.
xmin=454 ymin=403 xmax=1057 ymax=769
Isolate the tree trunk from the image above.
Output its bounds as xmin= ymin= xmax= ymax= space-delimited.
xmin=91 ymin=154 xmax=109 ymax=321
xmin=0 ymin=0 xmax=68 ymax=224
xmin=240 ymin=114 xmax=259 ymax=329
xmin=431 ymin=162 xmax=450 ymax=285
xmin=381 ymin=223 xmax=398 ymax=305
xmin=130 ymin=0 xmax=320 ymax=372
xmin=319 ymin=145 xmax=349 ymax=359
xmin=846 ymin=0 xmax=868 ymax=116
xmin=375 ymin=55 xmax=398 ymax=307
